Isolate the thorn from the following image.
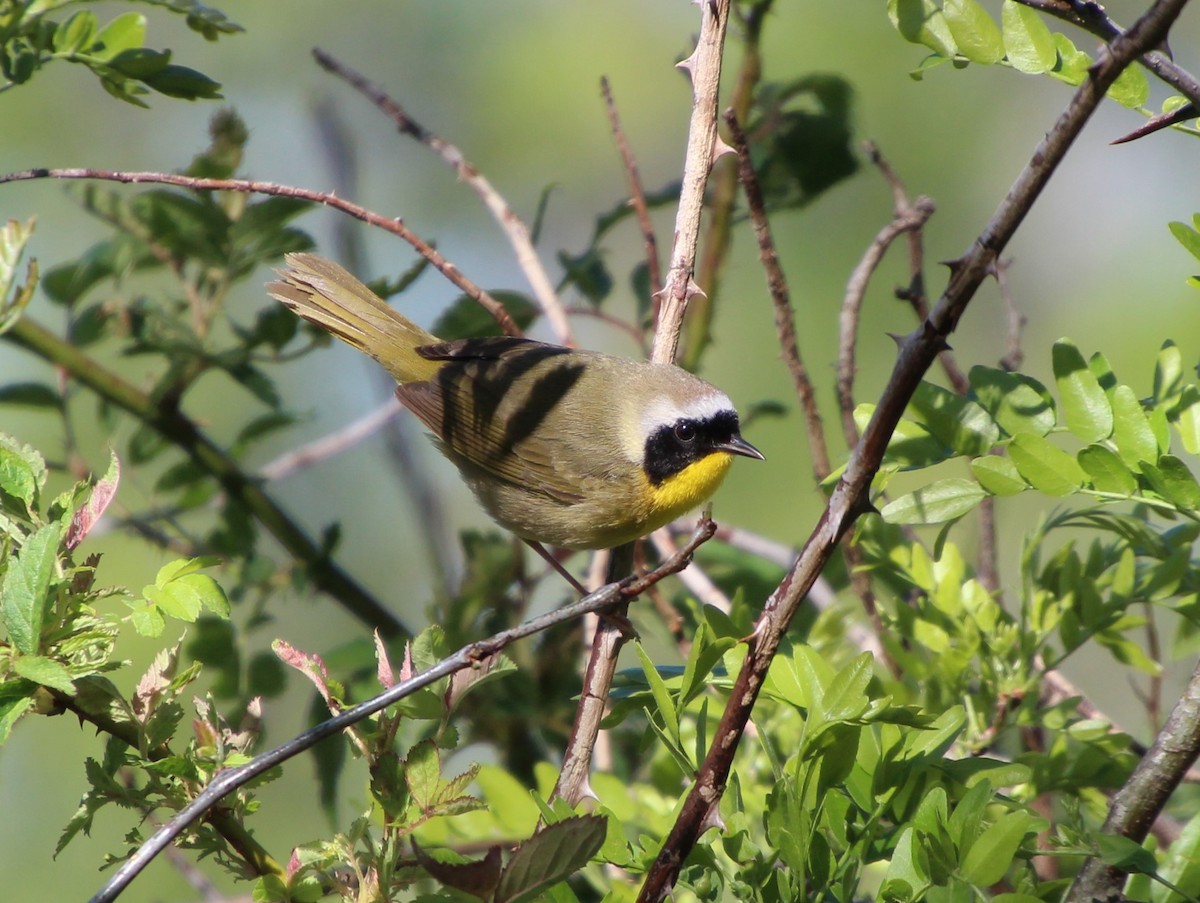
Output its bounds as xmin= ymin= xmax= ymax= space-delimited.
xmin=711 ymin=137 xmax=736 ymax=164
xmin=676 ymin=52 xmax=698 ymax=77
xmin=684 ymin=279 xmax=707 ymax=302
xmin=1111 ymin=102 xmax=1196 ymax=145
xmin=576 ymin=775 xmax=599 ymax=805
xmin=699 ymin=804 xmax=726 ymax=835
xmin=940 ymin=256 xmax=969 ymax=279
xmin=886 ymin=331 xmax=906 ymax=348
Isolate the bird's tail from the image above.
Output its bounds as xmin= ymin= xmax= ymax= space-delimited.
xmin=267 ymin=253 xmax=440 ymax=383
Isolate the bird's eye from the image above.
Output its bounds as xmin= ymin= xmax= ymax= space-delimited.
xmin=674 ymin=422 xmax=696 ymax=443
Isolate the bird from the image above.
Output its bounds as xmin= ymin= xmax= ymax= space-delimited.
xmin=267 ymin=253 xmax=763 ymax=569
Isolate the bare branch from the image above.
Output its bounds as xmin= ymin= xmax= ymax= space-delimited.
xmin=601 ymin=76 xmax=663 ymax=305
xmin=724 ymin=109 xmax=832 ymax=482
xmin=312 ymin=48 xmax=574 ymax=346
xmin=1066 ymin=657 xmax=1200 ymax=902
xmin=0 ymin=167 xmax=522 ymax=337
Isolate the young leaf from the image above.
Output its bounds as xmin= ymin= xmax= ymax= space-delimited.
xmin=1111 ymin=385 xmax=1160 ymax=468
xmin=1077 ymin=445 xmax=1137 ymax=495
xmin=1053 ymin=339 xmax=1112 ymax=442
xmin=943 ymin=0 xmax=1005 ymax=64
xmin=910 ymin=381 xmax=1000 ymax=456
xmin=1001 ymin=0 xmax=1056 ymax=73
xmin=888 ymin=0 xmax=958 ymax=57
xmin=881 ymin=478 xmax=988 ymax=524
xmin=970 ymin=455 xmax=1027 ymax=495
xmin=494 ymin=815 xmax=607 ymax=903
xmin=960 ymin=810 xmax=1034 ymax=887
xmin=1174 ymin=385 xmax=1200 ymax=455
xmin=1009 ymin=433 xmax=1087 ymax=496
xmin=1 ymin=522 xmax=64 ymax=655
xmin=969 ymin=366 xmax=1056 ymax=437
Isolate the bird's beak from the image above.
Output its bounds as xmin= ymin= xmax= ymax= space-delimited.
xmin=717 ymin=434 xmax=765 ymax=461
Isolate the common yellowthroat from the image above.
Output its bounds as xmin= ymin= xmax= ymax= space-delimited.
xmin=268 ymin=254 xmax=763 ymax=551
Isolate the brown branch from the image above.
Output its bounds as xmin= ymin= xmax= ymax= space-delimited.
xmin=0 ymin=168 xmax=521 ymax=337
xmin=835 ymin=196 xmax=936 ymax=448
xmin=311 ymin=48 xmax=573 ymax=346
xmin=1066 ymin=656 xmax=1200 ymax=902
xmin=636 ymin=1 xmax=1188 ymax=897
xmin=723 ymin=109 xmax=831 ymax=483
xmin=601 ymin=76 xmax=663 ymax=307
xmin=996 ymin=257 xmax=1026 ymax=371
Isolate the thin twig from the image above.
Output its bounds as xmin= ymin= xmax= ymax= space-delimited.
xmin=312 ymin=48 xmax=573 ymax=346
xmin=637 ymin=2 xmax=1187 ymax=896
xmin=601 ymin=76 xmax=663 ymax=306
xmin=995 ymin=257 xmax=1026 ymax=371
xmin=835 ymin=196 xmax=936 ymax=447
xmin=650 ymin=528 xmax=731 ymax=613
xmin=89 ymin=517 xmax=715 ymax=903
xmin=258 ymin=401 xmax=401 ymax=482
xmin=723 ymin=108 xmax=831 ymax=482
xmin=0 ymin=168 xmax=522 ymax=336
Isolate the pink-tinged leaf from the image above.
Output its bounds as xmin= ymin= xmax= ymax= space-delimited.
xmin=66 ymin=453 xmax=120 ymax=550
xmin=375 ymin=630 xmax=395 ymax=689
xmin=133 ymin=642 xmax=180 ymax=719
xmin=273 ymin=639 xmax=334 ymax=707
xmin=400 ymin=641 xmax=415 ymax=682
xmin=287 ymin=848 xmax=302 ymax=880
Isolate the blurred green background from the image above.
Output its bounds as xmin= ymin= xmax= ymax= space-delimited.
xmin=2 ymin=2 xmax=1199 ymax=899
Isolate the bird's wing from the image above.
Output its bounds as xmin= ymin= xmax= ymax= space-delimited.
xmin=396 ymin=338 xmax=589 ymax=503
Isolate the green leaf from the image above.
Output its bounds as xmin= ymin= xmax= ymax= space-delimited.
xmin=90 ymin=12 xmax=147 ymax=61
xmin=969 ymin=366 xmax=1056 ymax=437
xmin=961 ymin=811 xmax=1033 ymax=886
xmin=882 ymin=827 xmax=930 ymax=902
xmin=432 ymin=291 xmax=539 ymax=340
xmin=1158 ymin=812 xmax=1200 ymax=903
xmin=405 ymin=739 xmax=440 ymax=810
xmin=1096 ymin=833 xmax=1158 ymax=874
xmin=1112 ymin=385 xmax=1160 ymax=468
xmin=881 ymin=478 xmax=988 ymax=524
xmin=1 ymin=522 xmax=63 ymax=655
xmin=855 ymin=404 xmax=953 ymax=468
xmin=495 ymin=816 xmax=607 ymax=903
xmin=1154 ymin=455 xmax=1200 ymax=510
xmin=1169 ymin=219 xmax=1200 ymax=263
xmin=1173 ymin=385 xmax=1200 ymax=455
xmin=1001 ymin=0 xmax=1057 ymax=73
xmin=1155 ymin=341 xmax=1184 ymax=405
xmin=1108 ymin=64 xmax=1150 ymax=109
xmin=1009 ymin=433 xmax=1087 ymax=496
xmin=1053 ymin=339 xmax=1112 ymax=442
xmin=1078 ymin=445 xmax=1137 ymax=495
xmin=12 ymin=655 xmax=75 ymax=693
xmin=0 ymin=382 xmax=61 ymax=409
xmin=943 ymin=0 xmax=1005 ymax=64
xmin=910 ymin=381 xmax=1000 ymax=456
xmin=0 ymin=685 xmax=35 ymax=746
xmin=53 ymin=11 xmax=99 ymax=54
xmin=888 ymin=0 xmax=958 ymax=56
xmin=635 ymin=642 xmax=679 ymax=746
xmin=1050 ymin=33 xmax=1092 ymax=86
xmin=970 ymin=455 xmax=1027 ymax=495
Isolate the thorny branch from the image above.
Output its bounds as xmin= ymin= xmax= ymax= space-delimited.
xmin=89 ymin=518 xmax=716 ymax=903
xmin=637 ymin=1 xmax=1191 ymax=897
